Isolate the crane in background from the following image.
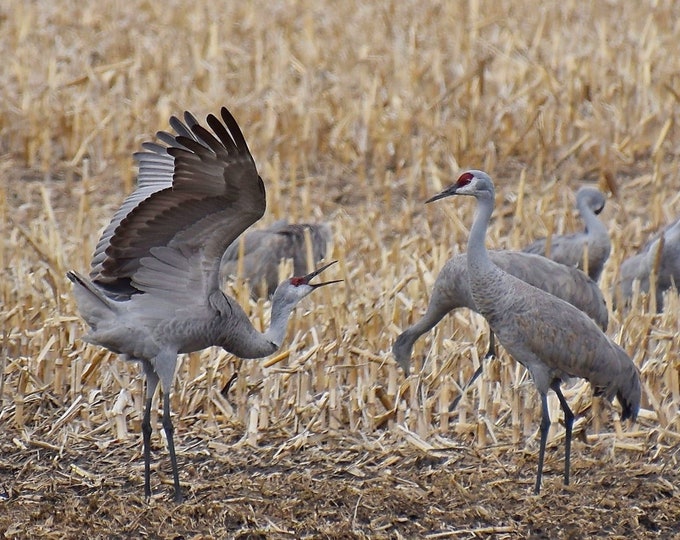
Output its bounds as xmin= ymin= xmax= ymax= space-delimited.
xmin=221 ymin=220 xmax=332 ymax=298
xmin=523 ymin=186 xmax=611 ymax=281
xmin=618 ymin=217 xmax=680 ymax=311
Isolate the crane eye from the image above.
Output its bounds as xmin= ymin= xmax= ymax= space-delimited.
xmin=457 ymin=172 xmax=473 ymax=186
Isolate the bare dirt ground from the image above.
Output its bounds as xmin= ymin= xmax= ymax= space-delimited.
xmin=1 ymin=425 xmax=678 ymax=539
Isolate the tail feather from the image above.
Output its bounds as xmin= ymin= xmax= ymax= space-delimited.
xmin=67 ymin=270 xmax=117 ymax=329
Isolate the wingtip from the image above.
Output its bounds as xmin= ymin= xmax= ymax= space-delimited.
xmin=183 ymin=111 xmax=199 ymax=127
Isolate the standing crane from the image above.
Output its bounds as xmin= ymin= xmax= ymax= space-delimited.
xmin=523 ymin=186 xmax=611 ymax=281
xmin=426 ymin=170 xmax=640 ymax=494
xmin=618 ymin=217 xmax=680 ymax=311
xmin=67 ymin=107 xmax=340 ymax=502
xmin=220 ymin=219 xmax=332 ymax=298
xmin=393 ymin=250 xmax=608 ymax=376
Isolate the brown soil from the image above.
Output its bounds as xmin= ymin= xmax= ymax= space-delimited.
xmin=1 ymin=426 xmax=678 ymax=539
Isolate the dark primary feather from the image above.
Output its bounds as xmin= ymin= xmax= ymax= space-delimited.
xmin=90 ymin=112 xmax=205 ymax=287
xmin=90 ymin=107 xmax=266 ymax=300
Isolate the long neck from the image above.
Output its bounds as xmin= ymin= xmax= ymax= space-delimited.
xmin=466 ymin=193 xmax=507 ymax=320
xmin=262 ymin=297 xmax=297 ymax=350
xmin=210 ymin=291 xmax=295 ymax=359
xmin=578 ymin=200 xmax=607 ymax=241
xmin=467 ymin=193 xmax=495 ymax=275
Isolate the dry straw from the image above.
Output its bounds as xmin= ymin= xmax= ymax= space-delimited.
xmin=1 ymin=0 xmax=679 ymax=531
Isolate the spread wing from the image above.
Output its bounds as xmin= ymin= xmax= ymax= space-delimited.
xmin=90 ymin=107 xmax=266 ymax=307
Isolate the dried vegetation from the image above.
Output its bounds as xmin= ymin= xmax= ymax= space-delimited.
xmin=1 ymin=0 xmax=679 ymax=538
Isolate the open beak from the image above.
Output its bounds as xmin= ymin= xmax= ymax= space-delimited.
xmin=301 ymin=260 xmax=342 ymax=289
xmin=425 ymin=185 xmax=458 ymax=204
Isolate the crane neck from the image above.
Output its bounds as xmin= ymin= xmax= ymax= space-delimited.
xmin=578 ymin=199 xmax=607 ymax=239
xmin=210 ymin=290 xmax=290 ymax=359
xmin=261 ymin=296 xmax=296 ymax=350
xmin=467 ymin=192 xmax=496 ymax=275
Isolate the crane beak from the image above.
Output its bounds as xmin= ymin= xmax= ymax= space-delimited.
xmin=300 ymin=260 xmax=342 ymax=289
xmin=425 ymin=185 xmax=458 ymax=204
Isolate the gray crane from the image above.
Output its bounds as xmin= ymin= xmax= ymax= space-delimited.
xmin=67 ymin=107 xmax=340 ymax=503
xmin=393 ymin=250 xmax=609 ymax=377
xmin=618 ymin=218 xmax=680 ymax=311
xmin=220 ymin=219 xmax=332 ymax=298
xmin=426 ymin=170 xmax=640 ymax=494
xmin=523 ymin=186 xmax=611 ymax=281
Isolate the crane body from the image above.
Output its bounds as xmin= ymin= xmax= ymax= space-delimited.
xmin=220 ymin=220 xmax=332 ymax=298
xmin=618 ymin=217 xmax=680 ymax=311
xmin=427 ymin=170 xmax=640 ymax=494
xmin=68 ymin=107 xmax=339 ymax=502
xmin=393 ymin=250 xmax=608 ymax=375
xmin=523 ymin=187 xmax=611 ymax=281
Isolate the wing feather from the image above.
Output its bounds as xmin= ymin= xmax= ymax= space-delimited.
xmin=90 ymin=106 xmax=266 ymax=307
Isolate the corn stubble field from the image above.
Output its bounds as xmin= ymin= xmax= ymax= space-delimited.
xmin=2 ymin=0 xmax=680 ymax=538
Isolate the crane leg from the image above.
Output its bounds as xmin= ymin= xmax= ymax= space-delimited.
xmin=142 ymin=396 xmax=154 ymax=500
xmin=141 ymin=367 xmax=159 ymax=501
xmin=448 ymin=363 xmax=484 ymax=411
xmin=161 ymin=391 xmax=183 ymax=503
xmin=448 ymin=331 xmax=494 ymax=411
xmin=484 ymin=331 xmax=497 ymax=359
xmin=535 ymin=392 xmax=551 ymax=494
xmin=550 ymin=381 xmax=574 ymax=486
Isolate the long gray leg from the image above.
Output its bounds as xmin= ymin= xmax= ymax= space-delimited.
xmin=535 ymin=392 xmax=550 ymax=494
xmin=550 ymin=380 xmax=574 ymax=486
xmin=140 ymin=361 xmax=160 ymax=501
xmin=484 ymin=331 xmax=497 ymax=360
xmin=161 ymin=390 xmax=182 ymax=502
xmin=155 ymin=351 xmax=182 ymax=503
xmin=447 ymin=330 xmax=494 ymax=411
xmin=448 ymin=364 xmax=484 ymax=411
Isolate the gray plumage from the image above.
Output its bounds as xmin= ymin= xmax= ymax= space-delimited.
xmin=67 ymin=107 xmax=339 ymax=503
xmin=220 ymin=220 xmax=332 ymax=298
xmin=523 ymin=186 xmax=611 ymax=281
xmin=618 ymin=218 xmax=680 ymax=311
xmin=393 ymin=250 xmax=608 ymax=376
xmin=427 ymin=170 xmax=640 ymax=494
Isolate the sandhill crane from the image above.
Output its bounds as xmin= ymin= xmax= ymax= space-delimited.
xmin=220 ymin=219 xmax=332 ymax=298
xmin=523 ymin=186 xmax=611 ymax=281
xmin=393 ymin=250 xmax=608 ymax=377
xmin=618 ymin=218 xmax=680 ymax=311
xmin=426 ymin=170 xmax=640 ymax=494
xmin=67 ymin=107 xmax=340 ymax=502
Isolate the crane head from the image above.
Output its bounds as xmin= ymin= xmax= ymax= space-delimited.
xmin=289 ymin=260 xmax=341 ymax=290
xmin=426 ymin=170 xmax=495 ymax=203
xmin=272 ymin=260 xmax=341 ymax=306
xmin=576 ymin=186 xmax=606 ymax=215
